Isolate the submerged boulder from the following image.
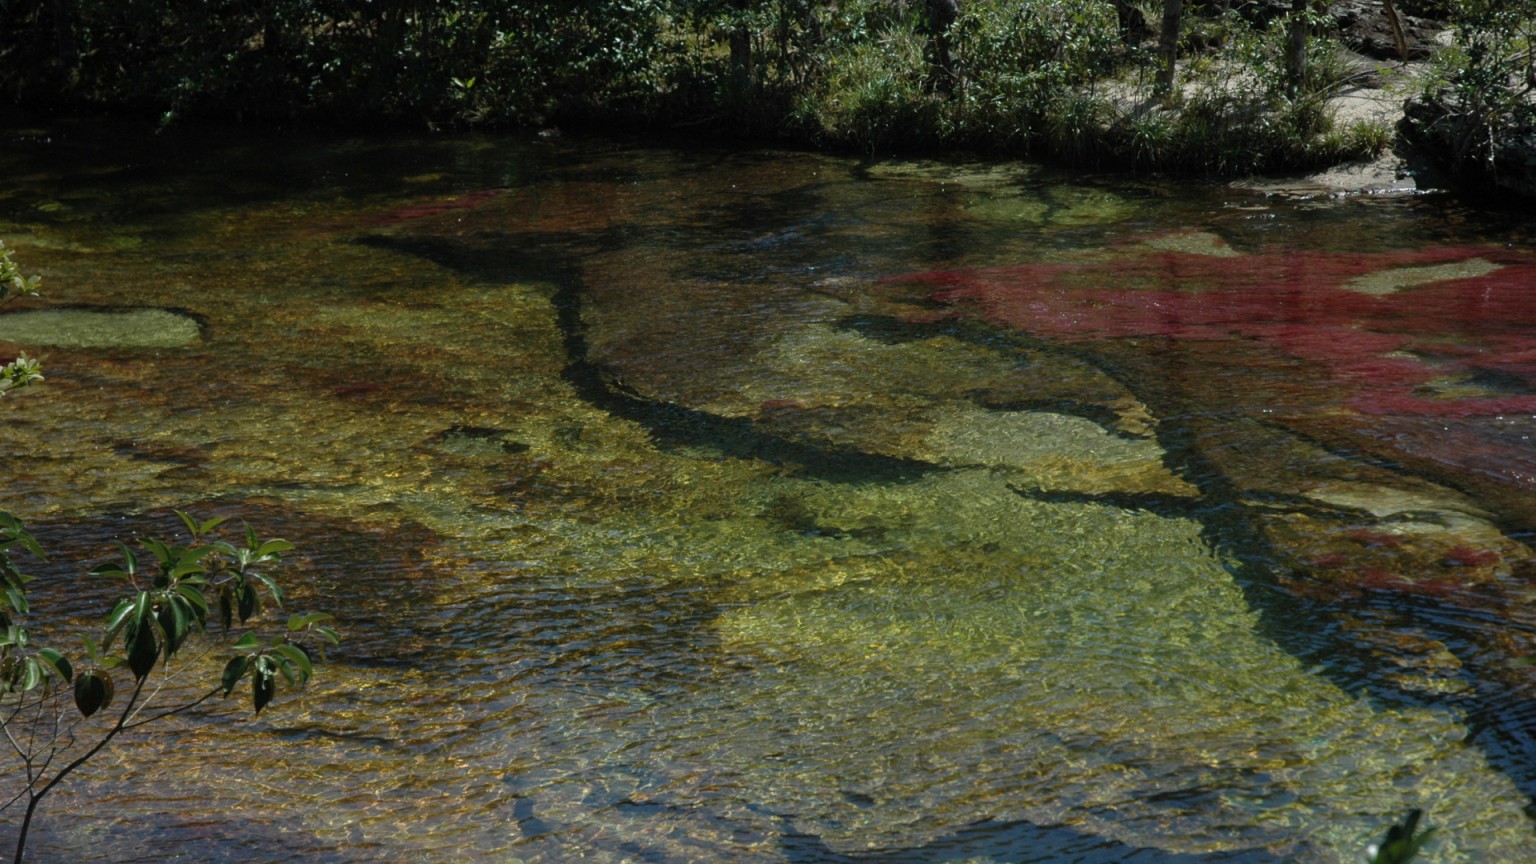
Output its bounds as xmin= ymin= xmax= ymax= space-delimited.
xmin=0 ymin=307 xmax=202 ymax=348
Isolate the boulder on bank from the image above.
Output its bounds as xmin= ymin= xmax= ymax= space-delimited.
xmin=1402 ymin=90 xmax=1536 ymax=199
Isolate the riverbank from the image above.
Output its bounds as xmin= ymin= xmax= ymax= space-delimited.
xmin=0 ymin=2 xmax=1429 ymax=177
xmin=6 ymin=1 xmax=1530 ymax=199
xmin=1241 ymin=49 xmax=1435 ymax=198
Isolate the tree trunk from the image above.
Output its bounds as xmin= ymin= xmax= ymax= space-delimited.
xmin=925 ymin=0 xmax=960 ymax=94
xmin=1382 ymin=0 xmax=1408 ymax=60
xmin=729 ymin=0 xmax=753 ymax=96
xmin=1285 ymin=0 xmax=1309 ymax=96
xmin=1110 ymin=0 xmax=1148 ymax=44
xmin=48 ymin=0 xmax=78 ymax=81
xmin=1156 ymin=0 xmax=1183 ymax=97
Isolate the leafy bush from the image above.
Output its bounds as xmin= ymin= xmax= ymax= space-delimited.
xmin=1405 ymin=0 xmax=1536 ymax=188
xmin=0 ymin=2 xmax=1427 ymax=174
xmin=793 ymin=26 xmax=946 ymax=152
xmin=953 ymin=0 xmax=1120 ymax=156
xmin=0 ymin=241 xmax=42 ymax=398
xmin=1 ymin=510 xmax=337 ymax=863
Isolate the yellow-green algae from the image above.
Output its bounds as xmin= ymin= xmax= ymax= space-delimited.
xmin=0 ymin=307 xmax=201 ymax=348
xmin=1339 ymin=258 xmax=1505 ymax=296
xmin=1136 ymin=229 xmax=1242 ymax=257
xmin=963 ymin=185 xmax=1137 ymax=227
xmin=682 ymin=321 xmax=1168 ymax=465
xmin=710 ymin=470 xmax=1536 ymax=861
xmin=919 ymin=404 xmax=1194 ymax=497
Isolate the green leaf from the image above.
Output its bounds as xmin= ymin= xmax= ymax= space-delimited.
xmin=287 ymin=612 xmax=335 ymax=632
xmin=252 ymin=661 xmax=275 ymax=713
xmin=232 ymin=631 xmax=261 ymax=651
xmin=157 ymin=599 xmax=188 ymax=659
xmin=89 ymin=563 xmax=130 ymax=580
xmin=272 ymin=643 xmax=313 ymax=683
xmin=126 ymin=611 xmax=159 ymax=680
xmin=220 ymin=655 xmax=249 ymax=695
xmin=5 ymin=586 xmax=26 ymax=616
xmin=103 ymin=597 xmax=136 ymax=648
xmin=168 ymin=545 xmax=215 ymax=580
xmin=218 ymin=585 xmax=234 ymax=631
xmin=175 ymin=509 xmax=200 ymax=538
xmin=253 ymin=539 xmax=294 ymax=560
xmin=73 ymin=670 xmax=114 ymax=717
xmin=250 ymin=571 xmax=284 ymax=608
xmin=0 ymin=511 xmax=45 ymax=559
xmin=38 ymin=647 xmax=72 ymax=684
xmin=176 ymin=582 xmax=210 ymax=619
xmin=1369 ymin=809 xmax=1436 ymax=864
xmin=237 ymin=581 xmax=258 ymax=622
xmin=1 ymin=557 xmax=32 ymax=591
xmin=143 ymin=537 xmax=177 ymax=569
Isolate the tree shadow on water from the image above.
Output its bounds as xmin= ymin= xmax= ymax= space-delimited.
xmin=776 ymin=817 xmax=1287 ymax=864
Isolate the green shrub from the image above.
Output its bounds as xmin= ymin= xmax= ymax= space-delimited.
xmin=1405 ymin=0 xmax=1536 ymax=183
xmin=794 ymin=27 xmax=946 ymax=153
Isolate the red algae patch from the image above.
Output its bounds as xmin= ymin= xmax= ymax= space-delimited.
xmin=889 ymin=246 xmax=1536 ymax=417
xmin=371 ymin=188 xmax=505 ymax=227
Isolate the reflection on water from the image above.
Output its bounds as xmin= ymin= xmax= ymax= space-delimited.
xmin=2 ymin=122 xmax=1536 ymax=862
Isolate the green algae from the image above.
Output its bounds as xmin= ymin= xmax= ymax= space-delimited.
xmin=1339 ymin=258 xmax=1505 ymax=295
xmin=862 ymin=160 xmax=1039 ymax=188
xmin=709 ymin=471 xmax=1536 ymax=861
xmin=1137 ymin=229 xmax=1242 ymax=257
xmin=919 ymin=404 xmax=1195 ymax=496
xmin=0 ymin=307 xmax=201 ymax=348
xmin=964 ymin=185 xmax=1136 ymax=227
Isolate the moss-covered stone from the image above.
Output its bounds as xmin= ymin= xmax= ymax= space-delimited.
xmin=0 ymin=307 xmax=201 ymax=348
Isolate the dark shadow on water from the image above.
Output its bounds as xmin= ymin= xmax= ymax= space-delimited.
xmin=776 ymin=818 xmax=1287 ymax=864
xmin=355 ymin=233 xmax=936 ymax=484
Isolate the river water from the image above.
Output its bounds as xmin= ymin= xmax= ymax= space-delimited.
xmin=3 ymin=123 xmax=1536 ymax=862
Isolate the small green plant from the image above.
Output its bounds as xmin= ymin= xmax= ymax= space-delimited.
xmin=1 ymin=510 xmax=338 ymax=864
xmin=0 ymin=241 xmax=40 ymax=304
xmin=1367 ymin=809 xmax=1436 ymax=864
xmin=0 ymin=240 xmax=43 ymax=398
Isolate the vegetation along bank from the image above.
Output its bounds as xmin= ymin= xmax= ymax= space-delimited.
xmin=2 ymin=2 xmax=1534 ymax=188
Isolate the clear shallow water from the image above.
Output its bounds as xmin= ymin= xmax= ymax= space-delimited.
xmin=3 ymin=122 xmax=1536 ymax=862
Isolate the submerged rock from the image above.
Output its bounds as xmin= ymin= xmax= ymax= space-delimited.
xmin=0 ymin=307 xmax=201 ymax=348
xmin=920 ymin=404 xmax=1195 ymax=498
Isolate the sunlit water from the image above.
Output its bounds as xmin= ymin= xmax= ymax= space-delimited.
xmin=3 ymin=122 xmax=1536 ymax=862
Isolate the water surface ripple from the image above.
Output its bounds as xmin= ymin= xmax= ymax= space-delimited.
xmin=2 ymin=125 xmax=1536 ymax=862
